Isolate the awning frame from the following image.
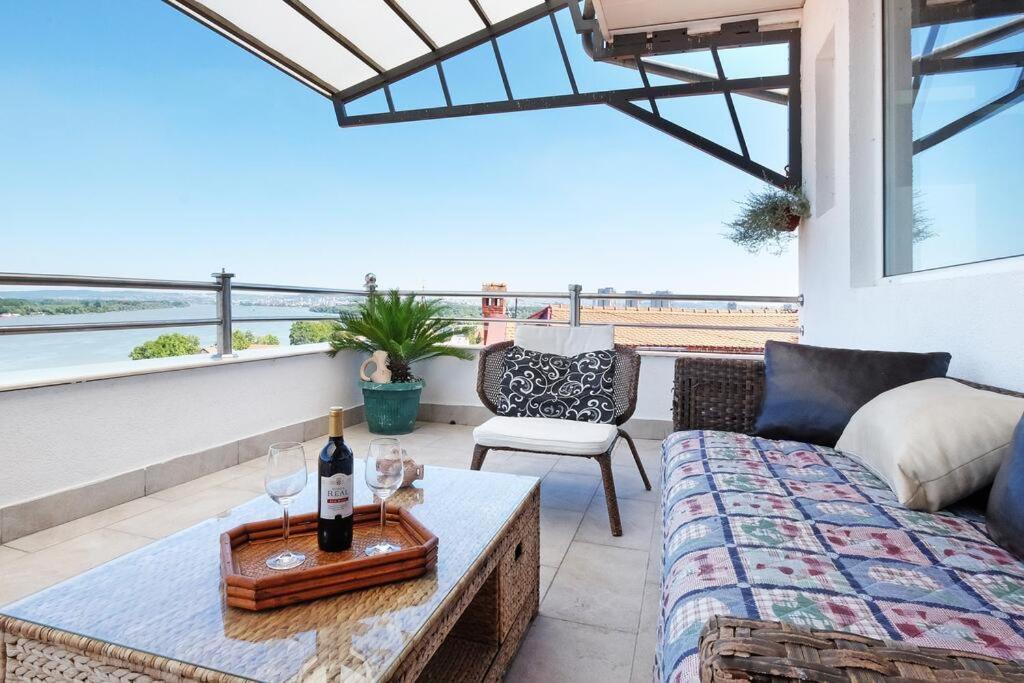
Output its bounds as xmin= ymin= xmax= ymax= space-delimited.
xmin=334 ymin=6 xmax=803 ymax=189
xmin=164 ymin=0 xmax=804 ymax=189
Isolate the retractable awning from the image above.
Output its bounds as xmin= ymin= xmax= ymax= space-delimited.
xmin=164 ymin=0 xmax=566 ymax=99
xmin=164 ymin=0 xmax=805 ymax=189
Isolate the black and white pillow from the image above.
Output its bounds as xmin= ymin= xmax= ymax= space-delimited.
xmin=497 ymin=346 xmax=617 ymax=424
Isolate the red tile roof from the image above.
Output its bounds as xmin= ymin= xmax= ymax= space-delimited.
xmin=505 ymin=305 xmax=799 ymax=353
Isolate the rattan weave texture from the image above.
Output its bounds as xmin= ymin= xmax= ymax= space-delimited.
xmin=699 ymin=615 xmax=1024 ymax=682
xmin=672 ymin=356 xmax=1024 ymax=433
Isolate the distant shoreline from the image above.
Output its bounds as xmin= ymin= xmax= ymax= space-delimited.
xmin=0 ymin=298 xmax=189 ymax=316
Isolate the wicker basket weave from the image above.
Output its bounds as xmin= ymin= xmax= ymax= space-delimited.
xmin=699 ymin=615 xmax=1024 ymax=682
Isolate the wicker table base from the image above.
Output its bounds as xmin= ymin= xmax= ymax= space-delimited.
xmin=1 ymin=469 xmax=540 ymax=683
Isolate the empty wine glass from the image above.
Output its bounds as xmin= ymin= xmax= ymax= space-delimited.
xmin=364 ymin=437 xmax=404 ymax=556
xmin=264 ymin=442 xmax=308 ymax=570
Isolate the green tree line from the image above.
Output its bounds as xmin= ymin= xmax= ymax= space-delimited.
xmin=129 ymin=323 xmax=335 ymax=360
xmin=0 ymin=298 xmax=187 ymax=316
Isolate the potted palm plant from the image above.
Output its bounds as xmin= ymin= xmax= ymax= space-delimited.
xmin=329 ymin=290 xmax=473 ymax=434
xmin=724 ymin=185 xmax=811 ymax=255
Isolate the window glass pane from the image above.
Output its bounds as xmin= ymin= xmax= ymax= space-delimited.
xmin=883 ymin=0 xmax=1024 ymax=275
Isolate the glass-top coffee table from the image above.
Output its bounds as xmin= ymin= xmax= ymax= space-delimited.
xmin=0 ymin=463 xmax=540 ymax=682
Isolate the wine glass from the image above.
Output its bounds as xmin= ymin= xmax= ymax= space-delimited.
xmin=364 ymin=437 xmax=404 ymax=556
xmin=264 ymin=442 xmax=308 ymax=570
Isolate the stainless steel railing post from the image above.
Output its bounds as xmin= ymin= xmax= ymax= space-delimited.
xmin=213 ymin=269 xmax=236 ymax=358
xmin=568 ymin=284 xmax=582 ymax=327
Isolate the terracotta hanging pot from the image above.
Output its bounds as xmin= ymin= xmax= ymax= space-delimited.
xmin=780 ymin=212 xmax=802 ymax=232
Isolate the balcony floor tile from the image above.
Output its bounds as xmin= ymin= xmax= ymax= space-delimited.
xmin=506 ymin=616 xmax=634 ymax=683
xmin=6 ymin=497 xmax=165 ymax=553
xmin=0 ymin=529 xmax=151 ymax=607
xmin=540 ymin=540 xmax=648 ymax=632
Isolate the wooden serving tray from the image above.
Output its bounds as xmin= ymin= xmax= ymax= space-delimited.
xmin=220 ymin=504 xmax=438 ymax=611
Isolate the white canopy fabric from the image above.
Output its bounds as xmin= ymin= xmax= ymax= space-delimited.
xmin=164 ymin=0 xmax=558 ymax=99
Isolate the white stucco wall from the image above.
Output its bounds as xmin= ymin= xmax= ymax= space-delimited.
xmin=0 ymin=349 xmax=362 ymax=507
xmin=799 ymin=0 xmax=1024 ymax=391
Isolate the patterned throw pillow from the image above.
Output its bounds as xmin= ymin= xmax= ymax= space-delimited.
xmin=497 ymin=346 xmax=617 ymax=424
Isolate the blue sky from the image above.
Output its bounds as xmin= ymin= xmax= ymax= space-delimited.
xmin=0 ymin=1 xmax=799 ymax=295
xmin=909 ymin=18 xmax=1024 ymax=273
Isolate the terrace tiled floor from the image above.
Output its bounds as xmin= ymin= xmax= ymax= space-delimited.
xmin=0 ymin=422 xmax=663 ymax=683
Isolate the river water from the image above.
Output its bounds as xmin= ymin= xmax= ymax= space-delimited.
xmin=0 ymin=304 xmax=326 ymax=373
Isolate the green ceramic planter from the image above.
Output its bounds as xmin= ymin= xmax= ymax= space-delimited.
xmin=360 ymin=379 xmax=424 ymax=435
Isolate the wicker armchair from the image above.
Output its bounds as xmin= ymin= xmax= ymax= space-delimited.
xmin=472 ymin=340 xmax=650 ymax=536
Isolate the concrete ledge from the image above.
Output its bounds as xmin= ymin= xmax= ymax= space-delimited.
xmin=0 ymin=405 xmax=365 ymax=544
xmin=0 ymin=344 xmax=334 ymax=393
xmin=417 ymin=403 xmax=492 ymax=426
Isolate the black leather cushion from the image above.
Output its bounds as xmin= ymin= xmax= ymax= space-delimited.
xmin=987 ymin=416 xmax=1024 ymax=560
xmin=497 ymin=346 xmax=617 ymax=423
xmin=753 ymin=341 xmax=952 ymax=446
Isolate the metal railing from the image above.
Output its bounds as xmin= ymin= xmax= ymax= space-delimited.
xmin=0 ymin=271 xmax=803 ymax=355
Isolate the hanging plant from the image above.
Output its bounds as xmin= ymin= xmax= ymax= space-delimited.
xmin=724 ymin=185 xmax=811 ymax=255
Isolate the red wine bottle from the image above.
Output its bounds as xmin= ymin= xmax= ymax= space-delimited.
xmin=318 ymin=407 xmax=354 ymax=552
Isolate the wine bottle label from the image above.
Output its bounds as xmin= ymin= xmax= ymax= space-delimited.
xmin=320 ymin=474 xmax=353 ymax=519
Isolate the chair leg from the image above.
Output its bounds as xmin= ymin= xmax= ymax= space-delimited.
xmin=595 ymin=452 xmax=623 ymax=537
xmin=619 ymin=429 xmax=652 ymax=491
xmin=471 ymin=444 xmax=490 ymax=471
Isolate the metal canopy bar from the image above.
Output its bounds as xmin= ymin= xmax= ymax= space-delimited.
xmin=917 ymin=15 xmax=1024 ymax=61
xmin=913 ymin=0 xmax=1024 ymax=27
xmin=916 ymin=51 xmax=1024 ymax=76
xmin=913 ymin=25 xmax=941 ymax=103
xmin=914 ymin=81 xmax=1024 ymax=154
xmin=468 ymin=0 xmax=492 ymax=27
xmin=381 ymin=0 xmax=437 ymax=51
xmin=635 ymin=57 xmax=660 ymax=116
xmin=436 ymin=63 xmax=454 ymax=106
xmin=615 ymin=57 xmax=789 ymax=106
xmin=162 ymin=0 xmax=334 ymax=96
xmin=711 ymin=46 xmax=749 ymax=159
xmin=335 ymin=74 xmax=791 ymax=127
xmin=335 ymin=1 xmax=570 ymax=104
xmin=787 ymin=33 xmax=802 ymax=185
xmin=551 ymin=12 xmax=579 ymax=95
xmin=608 ymin=100 xmax=789 ymax=188
xmin=281 ymin=0 xmax=384 ymax=74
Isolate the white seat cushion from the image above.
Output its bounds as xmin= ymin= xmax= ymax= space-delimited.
xmin=473 ymin=416 xmax=618 ymax=456
xmin=515 ymin=325 xmax=614 ymax=356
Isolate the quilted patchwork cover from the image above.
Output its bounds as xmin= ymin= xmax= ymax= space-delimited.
xmin=658 ymin=430 xmax=1024 ymax=682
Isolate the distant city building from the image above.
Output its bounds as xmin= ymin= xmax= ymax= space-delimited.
xmin=597 ymin=287 xmax=616 ymax=308
xmin=480 ymin=282 xmax=508 ymax=345
xmin=625 ymin=290 xmax=643 ymax=308
xmin=652 ymin=290 xmax=673 ymax=308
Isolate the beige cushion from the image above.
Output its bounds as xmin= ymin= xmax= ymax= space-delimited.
xmin=514 ymin=325 xmax=614 ymax=356
xmin=836 ymin=378 xmax=1024 ymax=511
xmin=473 ymin=416 xmax=618 ymax=456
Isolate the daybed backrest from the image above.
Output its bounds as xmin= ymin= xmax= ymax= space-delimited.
xmin=672 ymin=356 xmax=1024 ymax=433
xmin=476 ymin=340 xmax=640 ymax=426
